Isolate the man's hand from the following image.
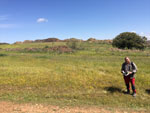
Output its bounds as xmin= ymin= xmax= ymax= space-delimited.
xmin=128 ymin=72 xmax=132 ymax=75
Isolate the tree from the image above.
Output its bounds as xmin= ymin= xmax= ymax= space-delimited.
xmin=112 ymin=32 xmax=147 ymax=50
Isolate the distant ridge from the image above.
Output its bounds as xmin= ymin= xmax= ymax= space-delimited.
xmin=13 ymin=37 xmax=114 ymax=44
xmin=0 ymin=43 xmax=9 ymax=45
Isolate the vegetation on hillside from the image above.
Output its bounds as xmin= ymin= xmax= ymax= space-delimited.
xmin=0 ymin=41 xmax=150 ymax=110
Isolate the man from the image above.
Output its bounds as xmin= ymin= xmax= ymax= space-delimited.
xmin=121 ymin=57 xmax=137 ymax=97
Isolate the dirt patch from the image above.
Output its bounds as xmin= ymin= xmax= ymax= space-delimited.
xmin=0 ymin=101 xmax=148 ymax=113
xmin=49 ymin=46 xmax=73 ymax=53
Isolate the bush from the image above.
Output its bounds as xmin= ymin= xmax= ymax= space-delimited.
xmin=0 ymin=54 xmax=7 ymax=57
xmin=44 ymin=45 xmax=49 ymax=48
xmin=66 ymin=41 xmax=81 ymax=50
xmin=112 ymin=32 xmax=147 ymax=50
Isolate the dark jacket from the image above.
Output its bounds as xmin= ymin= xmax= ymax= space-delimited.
xmin=121 ymin=62 xmax=137 ymax=78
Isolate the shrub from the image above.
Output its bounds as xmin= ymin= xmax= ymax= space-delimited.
xmin=66 ymin=41 xmax=80 ymax=50
xmin=44 ymin=45 xmax=49 ymax=48
xmin=0 ymin=54 xmax=7 ymax=57
xmin=112 ymin=32 xmax=147 ymax=50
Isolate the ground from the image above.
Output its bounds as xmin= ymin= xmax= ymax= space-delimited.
xmin=0 ymin=101 xmax=148 ymax=113
xmin=0 ymin=42 xmax=150 ymax=113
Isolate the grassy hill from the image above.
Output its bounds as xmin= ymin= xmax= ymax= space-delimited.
xmin=0 ymin=42 xmax=150 ymax=110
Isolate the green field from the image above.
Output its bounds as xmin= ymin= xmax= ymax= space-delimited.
xmin=0 ymin=42 xmax=150 ymax=110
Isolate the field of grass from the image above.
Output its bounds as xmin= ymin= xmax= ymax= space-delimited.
xmin=0 ymin=42 xmax=150 ymax=110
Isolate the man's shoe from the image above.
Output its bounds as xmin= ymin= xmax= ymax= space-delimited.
xmin=127 ymin=89 xmax=130 ymax=94
xmin=126 ymin=91 xmax=130 ymax=94
xmin=124 ymin=90 xmax=130 ymax=94
xmin=132 ymin=93 xmax=136 ymax=97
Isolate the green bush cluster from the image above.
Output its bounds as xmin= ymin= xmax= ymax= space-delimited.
xmin=112 ymin=32 xmax=147 ymax=50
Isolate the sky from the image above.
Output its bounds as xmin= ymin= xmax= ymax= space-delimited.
xmin=0 ymin=0 xmax=150 ymax=43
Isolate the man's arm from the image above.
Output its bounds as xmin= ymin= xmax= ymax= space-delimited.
xmin=121 ymin=63 xmax=125 ymax=73
xmin=132 ymin=62 xmax=137 ymax=74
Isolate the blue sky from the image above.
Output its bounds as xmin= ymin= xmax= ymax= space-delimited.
xmin=0 ymin=0 xmax=150 ymax=43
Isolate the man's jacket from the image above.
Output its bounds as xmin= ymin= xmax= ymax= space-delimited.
xmin=121 ymin=62 xmax=137 ymax=78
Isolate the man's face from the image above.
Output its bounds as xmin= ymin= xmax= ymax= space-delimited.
xmin=125 ymin=57 xmax=130 ymax=64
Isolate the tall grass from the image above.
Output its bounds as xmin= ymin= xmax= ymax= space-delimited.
xmin=0 ymin=42 xmax=150 ymax=109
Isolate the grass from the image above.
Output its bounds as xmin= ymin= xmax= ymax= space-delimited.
xmin=0 ymin=42 xmax=66 ymax=49
xmin=0 ymin=42 xmax=150 ymax=110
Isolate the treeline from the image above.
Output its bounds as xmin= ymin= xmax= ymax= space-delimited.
xmin=0 ymin=43 xmax=9 ymax=45
xmin=14 ymin=38 xmax=112 ymax=44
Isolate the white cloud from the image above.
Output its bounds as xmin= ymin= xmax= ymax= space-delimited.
xmin=0 ymin=15 xmax=16 ymax=29
xmin=146 ymin=34 xmax=150 ymax=40
xmin=131 ymin=30 xmax=136 ymax=33
xmin=139 ymin=32 xmax=150 ymax=40
xmin=0 ymin=15 xmax=8 ymax=21
xmin=140 ymin=32 xmax=144 ymax=35
xmin=37 ymin=18 xmax=48 ymax=23
xmin=0 ymin=24 xmax=15 ymax=28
